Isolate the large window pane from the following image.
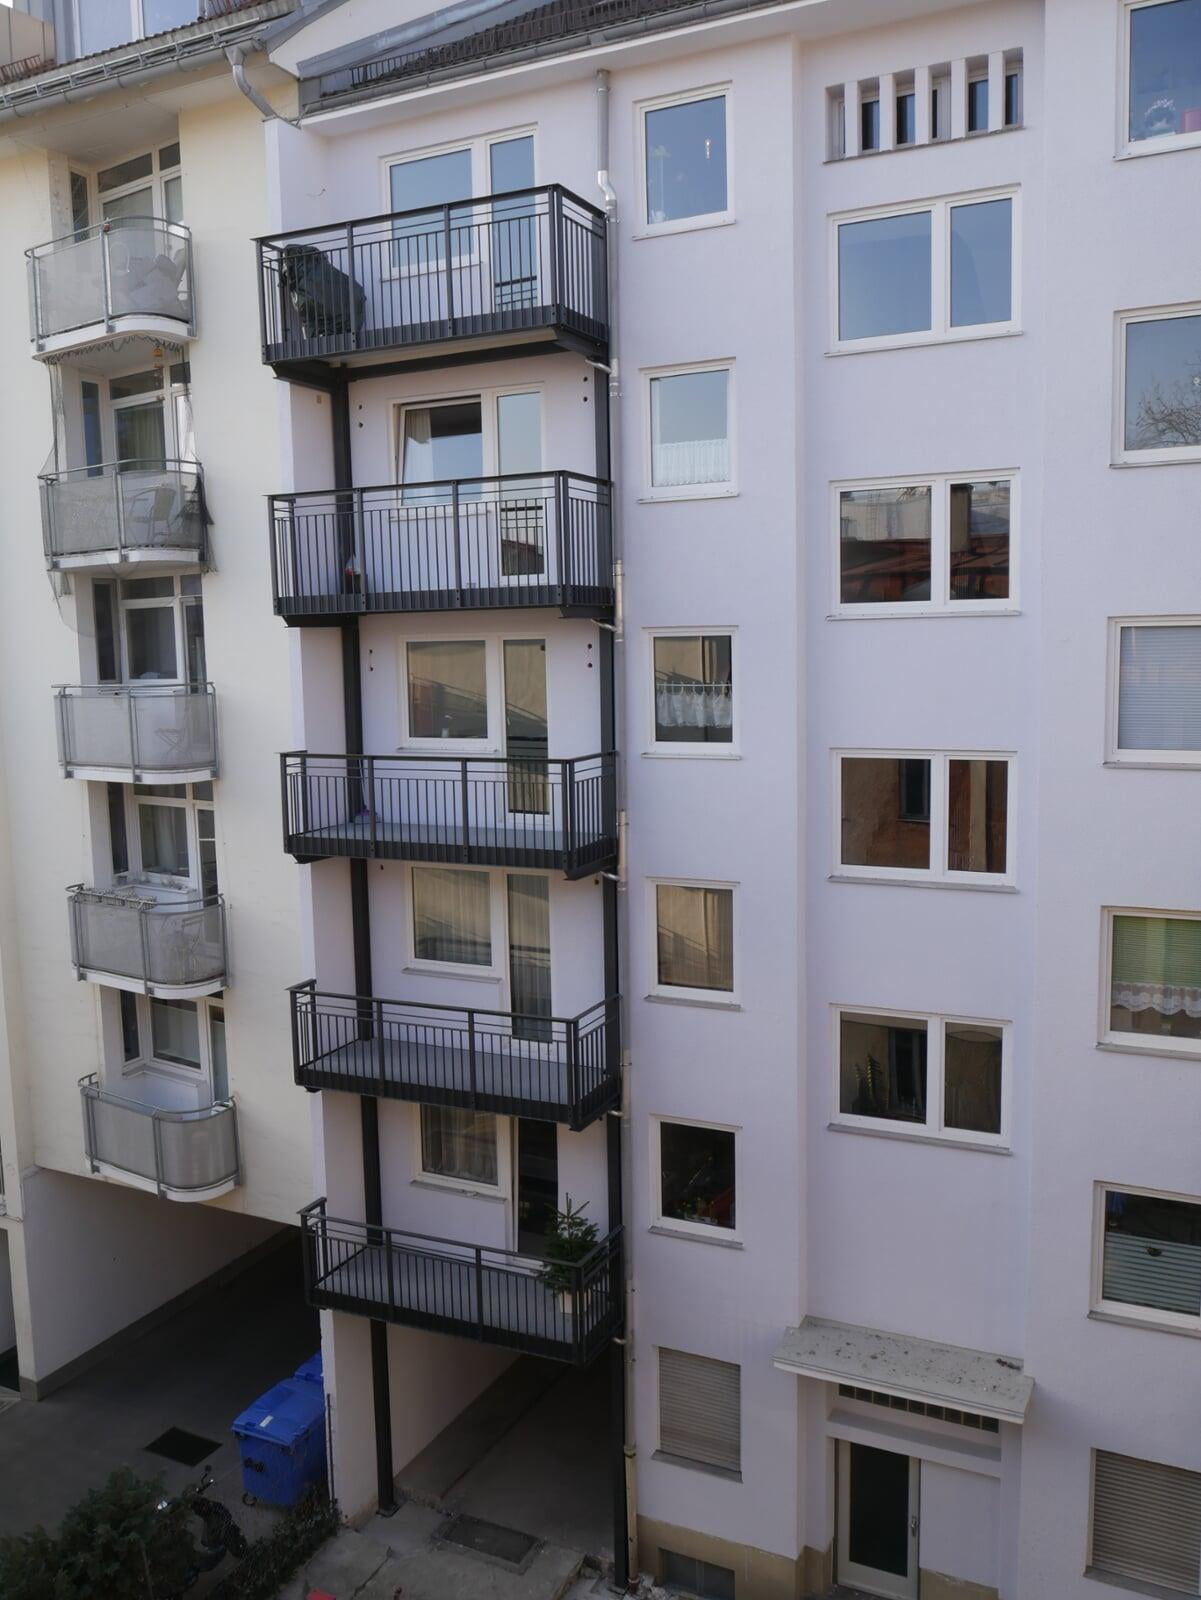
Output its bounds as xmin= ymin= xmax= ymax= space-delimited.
xmin=650 ymin=370 xmax=730 ymax=488
xmin=407 ymin=640 xmax=488 ymax=739
xmin=150 ymin=997 xmax=201 ymax=1068
xmin=644 ymin=95 xmax=727 ymax=224
xmin=1130 ymin=0 xmax=1201 ymax=142
xmin=126 ymin=606 xmax=178 ymax=680
xmin=838 ymin=211 xmax=932 ymax=341
xmin=79 ymin=0 xmax=134 ymax=55
xmin=840 ymin=486 xmax=931 ymax=604
xmin=1103 ymin=1189 xmax=1201 ymax=1316
xmin=950 ymin=199 xmax=1012 ymax=327
xmin=840 ymin=1013 xmax=928 ymax=1123
xmin=400 ymin=401 xmax=483 ymax=483
xmin=1110 ymin=914 xmax=1201 ymax=1041
xmin=949 ymin=481 xmax=1010 ymax=600
xmin=413 ymin=867 xmax=492 ymax=965
xmin=138 ymin=803 xmax=189 ymax=877
xmin=659 ymin=1122 xmax=736 ymax=1230
xmin=420 ymin=1106 xmax=498 ymax=1186
xmin=1118 ymin=625 xmax=1201 ymax=751
xmin=653 ymin=635 xmax=733 ymax=744
xmin=947 ymin=759 xmax=1008 ymax=874
xmin=944 ymin=1023 xmax=1003 ymax=1134
xmin=390 ymin=148 xmax=472 ymax=214
xmin=143 ymin=1 xmax=199 ymax=36
xmin=968 ymin=77 xmax=989 ymax=132
xmin=840 ymin=757 xmax=931 ymax=870
xmin=656 ymin=884 xmax=734 ymax=992
xmin=1124 ymin=314 xmax=1201 ymax=451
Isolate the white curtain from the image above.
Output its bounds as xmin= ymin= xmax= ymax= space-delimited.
xmin=421 ymin=1106 xmax=498 ymax=1184
xmin=655 ymin=681 xmax=733 ymax=730
xmin=651 ymin=437 xmax=730 ymax=488
xmin=1112 ymin=982 xmax=1201 ymax=1018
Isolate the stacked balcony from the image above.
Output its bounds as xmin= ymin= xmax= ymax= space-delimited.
xmin=269 ymin=473 xmax=612 ymax=621
xmin=80 ymin=1074 xmax=239 ymax=1202
xmin=68 ymin=883 xmax=227 ymax=997
xmin=281 ymin=751 xmax=617 ymax=878
xmin=256 ymin=186 xmax=607 ymax=375
xmin=28 ymin=217 xmax=195 ymax=358
xmin=301 ymin=1200 xmax=623 ymax=1364
xmin=55 ymin=683 xmax=217 ymax=785
xmin=42 ymin=461 xmax=207 ymax=573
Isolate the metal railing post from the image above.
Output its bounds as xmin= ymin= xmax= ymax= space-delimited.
xmin=100 ymin=224 xmax=114 ymax=330
xmin=28 ymin=254 xmax=43 ymax=347
xmin=113 ymin=464 xmax=127 ymax=556
xmin=562 ymin=759 xmax=575 ymax=870
xmin=376 ymin=996 xmax=386 ymax=1096
xmin=138 ymin=904 xmax=154 ymax=992
xmin=345 ymin=224 xmax=358 ymax=348
xmin=474 ymin=1246 xmax=485 ymax=1340
xmin=442 ymin=205 xmax=455 ymax=325
xmin=547 ymin=188 xmax=563 ymax=314
xmin=256 ymin=242 xmax=270 ymax=361
xmin=459 ymin=759 xmax=470 ymax=861
xmin=566 ymin=1019 xmax=579 ymax=1120
xmin=353 ymin=487 xmax=366 ymax=606
xmin=83 ymin=1082 xmax=98 ymax=1172
xmin=451 ymin=480 xmax=463 ymax=604
xmin=127 ymin=688 xmax=139 ymax=779
xmin=555 ymin=473 xmax=568 ymax=601
xmin=366 ymin=755 xmax=377 ymax=852
xmin=184 ymin=228 xmax=197 ymax=337
xmin=151 ymin=1112 xmax=165 ymax=1198
xmin=385 ymin=1222 xmax=397 ymax=1315
xmin=467 ymin=1008 xmax=478 ymax=1107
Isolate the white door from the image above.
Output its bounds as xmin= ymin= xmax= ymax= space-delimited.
xmin=837 ymin=1440 xmax=920 ymax=1599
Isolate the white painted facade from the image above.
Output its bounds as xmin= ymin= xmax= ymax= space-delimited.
xmin=0 ymin=0 xmax=1196 ymax=1594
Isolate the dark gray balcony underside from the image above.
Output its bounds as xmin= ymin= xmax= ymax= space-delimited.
xmin=276 ymin=581 xmax=612 ymax=623
xmin=297 ymin=1035 xmax=619 ymax=1126
xmin=286 ymin=817 xmax=613 ymax=878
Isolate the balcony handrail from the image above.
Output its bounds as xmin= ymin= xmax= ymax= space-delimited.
xmin=256 ymin=182 xmax=604 ymax=246
xmin=55 ymin=680 xmax=216 ymax=698
xmin=289 ymin=978 xmax=617 ymax=1031
xmin=68 ymin=882 xmax=223 ymax=915
xmin=269 ymin=467 xmax=610 ymax=501
xmin=79 ymin=1071 xmax=234 ymax=1125
xmin=300 ymin=1195 xmax=621 ymax=1275
xmin=283 ymin=746 xmax=611 ymax=765
xmin=27 ymin=215 xmax=192 ymax=259
xmin=41 ymin=456 xmax=201 ymax=485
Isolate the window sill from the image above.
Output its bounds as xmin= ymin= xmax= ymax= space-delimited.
xmin=651 ymin=1450 xmax=741 ymax=1483
xmin=637 ymin=488 xmax=739 ymax=505
xmin=644 ymin=992 xmax=742 ymax=1012
xmin=409 ymin=1177 xmax=507 ymax=1203
xmin=402 ymin=964 xmax=503 ymax=986
xmin=829 ymin=872 xmax=1018 ymax=894
xmin=1104 ymin=756 xmax=1201 ymax=771
xmin=826 ymin=1121 xmax=1011 ymax=1156
xmin=827 ymin=327 xmax=1022 ymax=358
xmin=1116 ymin=129 xmax=1201 ymax=161
xmin=641 ymin=749 xmax=742 ymax=761
xmin=1110 ymin=453 xmax=1201 ymax=469
xmin=1088 ymin=1307 xmax=1201 ymax=1341
xmin=648 ymin=1223 xmax=744 ymax=1249
xmin=1096 ymin=1038 xmax=1201 ymax=1065
xmin=827 ymin=608 xmax=1020 ymax=622
xmin=632 ymin=215 xmax=736 ymax=241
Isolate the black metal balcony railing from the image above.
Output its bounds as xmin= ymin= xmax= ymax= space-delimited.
xmin=55 ymin=683 xmax=218 ymax=781
xmin=282 ymin=751 xmax=617 ymax=878
xmin=256 ymin=186 xmax=607 ymax=367
xmin=80 ymin=1074 xmax=239 ymax=1200
xmin=269 ymin=472 xmax=613 ymax=621
xmin=301 ymin=1199 xmax=622 ymax=1364
xmin=28 ymin=217 xmax=194 ymax=348
xmin=42 ymin=461 xmax=207 ymax=569
xmin=68 ymin=885 xmax=227 ymax=996
xmin=290 ymin=982 xmax=620 ymax=1129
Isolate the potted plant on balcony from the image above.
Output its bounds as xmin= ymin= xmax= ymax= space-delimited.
xmin=540 ymin=1194 xmax=599 ymax=1318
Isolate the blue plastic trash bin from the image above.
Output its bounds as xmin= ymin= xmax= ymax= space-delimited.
xmin=293 ymin=1351 xmax=323 ymax=1387
xmin=231 ymin=1378 xmax=327 ymax=1507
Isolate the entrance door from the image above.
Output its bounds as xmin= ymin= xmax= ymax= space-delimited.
xmin=837 ymin=1441 xmax=919 ymax=1599
xmin=516 ymin=1119 xmax=558 ymax=1255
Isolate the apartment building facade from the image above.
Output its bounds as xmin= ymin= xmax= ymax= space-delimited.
xmin=0 ymin=0 xmax=1198 ymax=1596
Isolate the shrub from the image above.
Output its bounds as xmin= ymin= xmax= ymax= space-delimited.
xmin=208 ymin=1490 xmax=337 ymax=1600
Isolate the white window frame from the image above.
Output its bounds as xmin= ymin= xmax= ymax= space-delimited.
xmin=644 ymin=626 xmax=739 ymax=757
xmin=641 ymin=359 xmax=736 ymax=502
xmin=124 ymin=782 xmax=215 ymax=893
xmin=392 ymin=384 xmax=546 ymax=485
xmin=1091 ymin=1180 xmax=1201 ymax=1336
xmin=74 ymin=1 xmax=192 ymax=56
xmin=833 ymin=750 xmax=1016 ymax=887
xmin=1119 ymin=0 xmax=1201 ymax=158
xmin=1113 ymin=304 xmax=1201 ymax=465
xmin=1100 ymin=906 xmax=1201 ymax=1059
xmin=414 ymin=1103 xmax=510 ymax=1198
xmin=118 ymin=990 xmax=225 ymax=1090
xmin=636 ymin=85 xmax=733 ymax=238
xmin=400 ymin=636 xmax=501 ymax=754
xmin=650 ymin=1114 xmax=741 ymax=1242
xmin=831 ymin=471 xmax=1019 ymax=618
xmin=115 ymin=572 xmax=202 ymax=688
xmin=648 ymin=877 xmax=739 ymax=1006
xmin=406 ymin=864 xmax=508 ymax=982
xmin=380 ymin=127 xmax=538 ymax=277
xmin=830 ymin=186 xmax=1021 ymax=354
xmin=830 ymin=1003 xmax=1011 ymax=1148
xmin=1106 ymin=616 xmax=1201 ymax=767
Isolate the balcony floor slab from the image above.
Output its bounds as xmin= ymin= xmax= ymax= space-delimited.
xmin=288 ymin=818 xmax=614 ymax=877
